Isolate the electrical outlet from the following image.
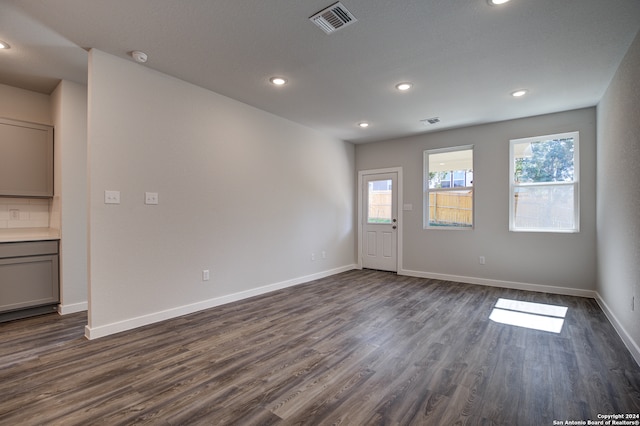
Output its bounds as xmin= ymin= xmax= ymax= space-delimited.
xmin=9 ymin=209 xmax=20 ymax=220
xmin=322 ymin=251 xmax=326 ymax=259
xmin=202 ymin=270 xmax=210 ymax=281
xmin=145 ymin=192 xmax=159 ymax=205
xmin=479 ymin=256 xmax=486 ymax=265
xmin=311 ymin=253 xmax=316 ymax=261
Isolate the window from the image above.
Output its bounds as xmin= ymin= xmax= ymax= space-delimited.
xmin=509 ymin=131 xmax=579 ymax=232
xmin=424 ymin=146 xmax=473 ymax=229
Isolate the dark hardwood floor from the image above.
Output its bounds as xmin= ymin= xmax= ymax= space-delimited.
xmin=1 ymin=269 xmax=639 ymax=425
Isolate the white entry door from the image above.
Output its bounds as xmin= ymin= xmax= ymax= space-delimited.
xmin=362 ymin=172 xmax=398 ymax=271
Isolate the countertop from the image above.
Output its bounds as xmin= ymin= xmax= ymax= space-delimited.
xmin=0 ymin=228 xmax=61 ymax=243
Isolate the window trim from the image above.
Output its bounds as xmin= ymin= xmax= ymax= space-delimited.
xmin=508 ymin=131 xmax=580 ymax=233
xmin=423 ymin=145 xmax=474 ymax=230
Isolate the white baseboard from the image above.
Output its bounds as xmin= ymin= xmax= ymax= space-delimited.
xmin=398 ymin=268 xmax=597 ymax=298
xmin=84 ymin=264 xmax=358 ymax=340
xmin=58 ymin=301 xmax=88 ymax=315
xmin=595 ymin=293 xmax=640 ymax=367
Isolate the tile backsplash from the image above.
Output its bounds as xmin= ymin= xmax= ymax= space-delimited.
xmin=0 ymin=198 xmax=50 ymax=229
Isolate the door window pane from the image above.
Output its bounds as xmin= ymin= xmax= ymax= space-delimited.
xmin=368 ymin=179 xmax=392 ymax=224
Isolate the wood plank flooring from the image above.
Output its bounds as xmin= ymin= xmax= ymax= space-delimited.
xmin=1 ymin=269 xmax=639 ymax=425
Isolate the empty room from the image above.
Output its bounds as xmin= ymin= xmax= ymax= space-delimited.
xmin=1 ymin=0 xmax=639 ymax=424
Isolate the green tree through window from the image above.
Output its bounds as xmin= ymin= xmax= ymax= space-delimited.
xmin=515 ymin=137 xmax=574 ymax=183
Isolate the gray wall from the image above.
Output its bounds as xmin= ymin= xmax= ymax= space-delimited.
xmin=86 ymin=49 xmax=356 ymax=337
xmin=356 ymin=108 xmax=597 ymax=294
xmin=597 ymin=30 xmax=640 ymax=359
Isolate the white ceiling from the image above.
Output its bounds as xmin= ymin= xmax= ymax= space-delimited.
xmin=1 ymin=0 xmax=639 ymax=143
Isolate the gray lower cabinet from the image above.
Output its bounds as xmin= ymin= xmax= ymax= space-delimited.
xmin=0 ymin=240 xmax=59 ymax=322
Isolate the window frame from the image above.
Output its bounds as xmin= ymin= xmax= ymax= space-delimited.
xmin=508 ymin=131 xmax=580 ymax=233
xmin=423 ymin=145 xmax=474 ymax=230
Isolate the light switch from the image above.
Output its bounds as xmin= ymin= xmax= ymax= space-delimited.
xmin=105 ymin=190 xmax=120 ymax=204
xmin=145 ymin=192 xmax=159 ymax=205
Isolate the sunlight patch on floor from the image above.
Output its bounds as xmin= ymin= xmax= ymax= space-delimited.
xmin=489 ymin=298 xmax=568 ymax=333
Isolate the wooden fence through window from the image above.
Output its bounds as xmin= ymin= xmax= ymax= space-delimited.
xmin=429 ymin=191 xmax=472 ymax=226
xmin=369 ymin=190 xmax=473 ymax=227
xmin=368 ymin=191 xmax=392 ymax=222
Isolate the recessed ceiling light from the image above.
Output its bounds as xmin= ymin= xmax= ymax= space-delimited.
xmin=270 ymin=77 xmax=287 ymax=86
xmin=511 ymin=89 xmax=528 ymax=97
xmin=0 ymin=41 xmax=10 ymax=49
xmin=395 ymin=82 xmax=413 ymax=91
xmin=488 ymin=0 xmax=510 ymax=5
xmin=358 ymin=122 xmax=370 ymax=128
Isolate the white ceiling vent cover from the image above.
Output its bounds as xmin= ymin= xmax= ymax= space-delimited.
xmin=310 ymin=2 xmax=357 ymax=34
xmin=421 ymin=117 xmax=441 ymax=125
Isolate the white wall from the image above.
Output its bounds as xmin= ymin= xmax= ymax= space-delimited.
xmin=356 ymin=108 xmax=597 ymax=295
xmin=51 ymin=80 xmax=88 ymax=314
xmin=596 ymin=30 xmax=640 ymax=363
xmin=86 ymin=49 xmax=355 ymax=338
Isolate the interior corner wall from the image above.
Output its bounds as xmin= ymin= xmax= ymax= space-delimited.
xmin=355 ymin=108 xmax=597 ymax=294
xmin=596 ymin=30 xmax=640 ymax=359
xmin=86 ymin=49 xmax=355 ymax=337
xmin=51 ymin=80 xmax=88 ymax=314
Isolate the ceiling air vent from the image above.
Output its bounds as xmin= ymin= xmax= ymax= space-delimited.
xmin=310 ymin=2 xmax=357 ymax=34
xmin=421 ymin=117 xmax=441 ymax=125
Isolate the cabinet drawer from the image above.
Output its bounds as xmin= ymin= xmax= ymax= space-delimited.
xmin=0 ymin=240 xmax=58 ymax=259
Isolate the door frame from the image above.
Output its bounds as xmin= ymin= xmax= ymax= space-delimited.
xmin=357 ymin=167 xmax=403 ymax=271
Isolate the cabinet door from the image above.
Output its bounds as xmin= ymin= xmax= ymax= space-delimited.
xmin=0 ymin=118 xmax=54 ymax=197
xmin=0 ymin=255 xmax=59 ymax=312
